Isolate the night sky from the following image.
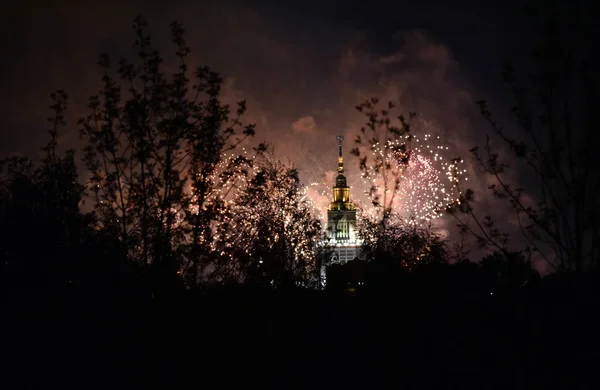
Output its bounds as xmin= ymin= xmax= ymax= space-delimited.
xmin=0 ymin=0 xmax=576 ymax=272
xmin=0 ymin=0 xmax=530 ymax=153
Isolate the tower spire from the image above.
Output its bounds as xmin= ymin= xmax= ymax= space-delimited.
xmin=323 ymin=135 xmax=362 ymax=282
xmin=336 ymin=135 xmax=344 ymax=175
xmin=330 ymin=134 xmax=354 ymax=211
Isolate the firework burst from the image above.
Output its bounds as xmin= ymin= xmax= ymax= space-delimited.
xmin=361 ymin=133 xmax=466 ymax=225
xmin=183 ymin=148 xmax=322 ymax=283
xmin=301 ymin=181 xmax=332 ymax=222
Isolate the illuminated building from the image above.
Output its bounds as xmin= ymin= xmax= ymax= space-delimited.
xmin=320 ymin=135 xmax=363 ymax=285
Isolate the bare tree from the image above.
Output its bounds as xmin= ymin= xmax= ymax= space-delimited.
xmin=357 ymin=207 xmax=448 ymax=271
xmin=1 ymin=91 xmax=87 ymax=285
xmin=450 ymin=4 xmax=599 ymax=272
xmin=351 ymin=98 xmax=415 ymax=228
xmin=79 ymin=16 xmax=255 ymax=277
xmin=210 ymin=146 xmax=323 ymax=288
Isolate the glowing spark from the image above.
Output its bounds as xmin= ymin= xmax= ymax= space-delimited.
xmin=360 ymin=134 xmax=466 ymax=225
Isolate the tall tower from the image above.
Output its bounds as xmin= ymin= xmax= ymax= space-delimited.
xmin=326 ymin=135 xmax=362 ymax=263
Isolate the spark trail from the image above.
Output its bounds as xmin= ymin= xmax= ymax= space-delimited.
xmin=360 ymin=133 xmax=466 ymax=224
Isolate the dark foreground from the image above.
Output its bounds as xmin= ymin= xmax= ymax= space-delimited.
xmin=2 ymin=274 xmax=599 ymax=389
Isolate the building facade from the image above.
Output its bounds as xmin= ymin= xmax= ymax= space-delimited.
xmin=320 ymin=135 xmax=363 ymax=285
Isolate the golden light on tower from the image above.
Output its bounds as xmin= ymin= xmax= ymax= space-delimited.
xmin=329 ymin=135 xmax=355 ymax=211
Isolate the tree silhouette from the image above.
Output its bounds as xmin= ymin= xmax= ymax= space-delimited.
xmin=79 ymin=16 xmax=255 ymax=281
xmin=450 ymin=3 xmax=599 ymax=272
xmin=349 ymin=98 xmax=450 ymax=281
xmin=351 ymin=98 xmax=415 ymax=227
xmin=216 ymin=146 xmax=323 ymax=288
xmin=359 ymin=212 xmax=448 ymax=271
xmin=1 ymin=91 xmax=88 ymax=286
xmin=0 ymin=155 xmax=38 ymax=282
xmin=480 ymin=250 xmax=540 ymax=290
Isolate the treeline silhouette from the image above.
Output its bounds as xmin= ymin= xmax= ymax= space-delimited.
xmin=2 ymin=8 xmax=599 ymax=389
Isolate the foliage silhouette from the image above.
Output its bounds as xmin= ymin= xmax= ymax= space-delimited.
xmin=79 ymin=16 xmax=256 ymax=282
xmin=1 ymin=91 xmax=91 ymax=287
xmin=351 ymin=98 xmax=415 ymax=227
xmin=449 ymin=3 xmax=599 ymax=272
xmin=209 ymin=145 xmax=323 ymax=287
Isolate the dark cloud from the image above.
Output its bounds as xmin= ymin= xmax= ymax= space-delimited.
xmin=292 ymin=116 xmax=317 ymax=134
